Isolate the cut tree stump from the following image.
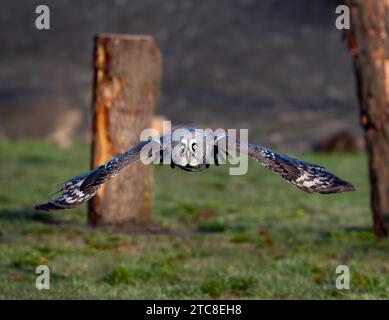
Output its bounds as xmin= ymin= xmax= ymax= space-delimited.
xmin=89 ymin=34 xmax=162 ymax=226
xmin=346 ymin=0 xmax=389 ymax=237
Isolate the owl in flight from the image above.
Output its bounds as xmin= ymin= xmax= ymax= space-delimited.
xmin=35 ymin=127 xmax=355 ymax=211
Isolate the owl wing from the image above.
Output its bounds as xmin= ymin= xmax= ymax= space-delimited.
xmin=215 ymin=135 xmax=355 ymax=194
xmin=35 ymin=138 xmax=165 ymax=211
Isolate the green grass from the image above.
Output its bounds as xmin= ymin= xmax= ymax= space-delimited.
xmin=0 ymin=140 xmax=388 ymax=299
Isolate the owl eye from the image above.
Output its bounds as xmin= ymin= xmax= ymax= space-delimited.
xmin=180 ymin=144 xmax=186 ymax=150
xmin=192 ymin=143 xmax=198 ymax=151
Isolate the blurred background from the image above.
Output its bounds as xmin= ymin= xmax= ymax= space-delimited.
xmin=2 ymin=0 xmax=384 ymax=300
xmin=0 ymin=0 xmax=361 ymax=151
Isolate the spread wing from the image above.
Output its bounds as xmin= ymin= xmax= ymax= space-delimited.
xmin=35 ymin=139 xmax=165 ymax=211
xmin=215 ymin=135 xmax=355 ymax=194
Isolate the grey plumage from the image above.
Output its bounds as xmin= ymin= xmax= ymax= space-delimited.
xmin=35 ymin=139 xmax=159 ymax=211
xmin=216 ymin=137 xmax=354 ymax=194
xmin=35 ymin=128 xmax=354 ymax=211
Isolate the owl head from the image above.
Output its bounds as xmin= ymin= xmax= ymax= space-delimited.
xmin=170 ymin=128 xmax=213 ymax=167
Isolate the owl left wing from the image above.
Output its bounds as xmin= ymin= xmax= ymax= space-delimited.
xmin=35 ymin=138 xmax=166 ymax=211
xmin=215 ymin=135 xmax=355 ymax=194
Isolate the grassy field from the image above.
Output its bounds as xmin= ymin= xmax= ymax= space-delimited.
xmin=0 ymin=141 xmax=388 ymax=299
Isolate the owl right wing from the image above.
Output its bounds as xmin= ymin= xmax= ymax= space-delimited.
xmin=34 ymin=138 xmax=166 ymax=211
xmin=215 ymin=135 xmax=355 ymax=194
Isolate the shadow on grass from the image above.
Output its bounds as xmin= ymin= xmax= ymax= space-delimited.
xmin=0 ymin=207 xmax=72 ymax=225
xmin=343 ymin=226 xmax=374 ymax=233
xmin=96 ymin=221 xmax=195 ymax=237
xmin=0 ymin=207 xmax=196 ymax=236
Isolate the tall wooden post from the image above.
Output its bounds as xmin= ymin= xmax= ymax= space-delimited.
xmin=346 ymin=1 xmax=389 ymax=237
xmin=89 ymin=34 xmax=162 ymax=226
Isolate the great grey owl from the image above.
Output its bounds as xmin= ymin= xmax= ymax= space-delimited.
xmin=35 ymin=127 xmax=355 ymax=211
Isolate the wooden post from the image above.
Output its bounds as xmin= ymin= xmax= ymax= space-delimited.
xmin=346 ymin=0 xmax=389 ymax=237
xmin=89 ymin=34 xmax=162 ymax=226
